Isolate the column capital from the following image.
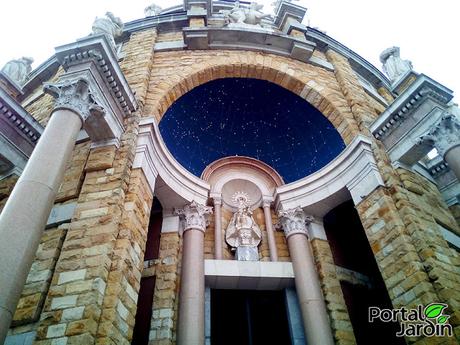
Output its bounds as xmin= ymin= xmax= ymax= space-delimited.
xmin=262 ymin=199 xmax=272 ymax=208
xmin=175 ymin=200 xmax=213 ymax=233
xmin=420 ymin=113 xmax=460 ymax=158
xmin=44 ymin=78 xmax=104 ymax=123
xmin=278 ymin=207 xmax=314 ymax=239
xmin=213 ymin=196 xmax=222 ymax=206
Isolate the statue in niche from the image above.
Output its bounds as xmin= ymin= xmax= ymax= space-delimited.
xmin=379 ymin=46 xmax=413 ymax=83
xmin=225 ymin=192 xmax=262 ymax=261
xmin=221 ymin=1 xmax=270 ymax=28
xmin=1 ymin=57 xmax=34 ymax=86
xmin=145 ymin=3 xmax=162 ymax=17
xmin=91 ymin=12 xmax=124 ymax=47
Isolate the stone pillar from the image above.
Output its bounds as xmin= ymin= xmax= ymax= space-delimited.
xmin=422 ymin=113 xmax=460 ymax=181
xmin=262 ymin=200 xmax=278 ymax=261
xmin=175 ymin=201 xmax=213 ymax=345
xmin=213 ymin=197 xmax=223 ymax=260
xmin=278 ymin=207 xmax=334 ymax=345
xmin=0 ymin=80 xmax=97 ymax=342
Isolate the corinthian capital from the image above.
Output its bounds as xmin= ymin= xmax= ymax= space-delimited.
xmin=278 ymin=207 xmax=313 ymax=239
xmin=44 ymin=78 xmax=105 ymax=122
xmin=175 ymin=200 xmax=213 ymax=233
xmin=419 ymin=113 xmax=460 ymax=158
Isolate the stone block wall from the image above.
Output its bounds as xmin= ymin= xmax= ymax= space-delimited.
xmin=0 ymin=174 xmax=18 ymax=212
xmin=148 ymin=232 xmax=181 ymax=345
xmin=144 ymin=49 xmax=361 ymax=145
xmin=12 ymin=225 xmax=68 ymax=327
xmin=5 ymin=21 xmax=460 ymax=345
xmin=310 ymin=238 xmax=356 ymax=345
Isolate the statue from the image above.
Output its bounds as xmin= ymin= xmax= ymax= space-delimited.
xmin=91 ymin=12 xmax=124 ymax=47
xmin=379 ymin=46 xmax=413 ymax=83
xmin=144 ymin=3 xmax=162 ymax=17
xmin=221 ymin=1 xmax=270 ymax=28
xmin=1 ymin=57 xmax=34 ymax=86
xmin=225 ymin=192 xmax=262 ymax=261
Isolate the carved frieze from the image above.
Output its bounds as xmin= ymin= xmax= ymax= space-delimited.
xmin=278 ymin=207 xmax=313 ymax=239
xmin=44 ymin=78 xmax=104 ymax=122
xmin=419 ymin=113 xmax=460 ymax=158
xmin=175 ymin=200 xmax=213 ymax=233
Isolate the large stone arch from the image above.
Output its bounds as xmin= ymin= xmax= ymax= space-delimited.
xmin=144 ymin=50 xmax=360 ymax=144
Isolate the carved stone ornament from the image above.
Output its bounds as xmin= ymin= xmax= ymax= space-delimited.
xmin=1 ymin=57 xmax=34 ymax=86
xmin=221 ymin=1 xmax=270 ymax=28
xmin=379 ymin=46 xmax=413 ymax=83
xmin=91 ymin=12 xmax=124 ymax=47
xmin=225 ymin=192 xmax=262 ymax=261
xmin=44 ymin=78 xmax=105 ymax=122
xmin=419 ymin=113 xmax=460 ymax=158
xmin=278 ymin=207 xmax=313 ymax=239
xmin=144 ymin=3 xmax=162 ymax=17
xmin=174 ymin=200 xmax=213 ymax=233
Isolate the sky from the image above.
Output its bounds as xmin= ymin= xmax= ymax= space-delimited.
xmin=0 ymin=0 xmax=459 ymax=98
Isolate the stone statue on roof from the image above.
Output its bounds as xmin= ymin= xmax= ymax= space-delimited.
xmin=1 ymin=57 xmax=34 ymax=86
xmin=91 ymin=12 xmax=124 ymax=47
xmin=380 ymin=46 xmax=413 ymax=83
xmin=145 ymin=3 xmax=162 ymax=17
xmin=222 ymin=1 xmax=270 ymax=28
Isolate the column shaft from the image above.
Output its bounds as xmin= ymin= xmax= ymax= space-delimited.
xmin=177 ymin=229 xmax=205 ymax=345
xmin=287 ymin=233 xmax=334 ymax=345
xmin=263 ymin=204 xmax=278 ymax=261
xmin=214 ymin=202 xmax=223 ymax=260
xmin=445 ymin=146 xmax=460 ymax=181
xmin=0 ymin=109 xmax=82 ymax=342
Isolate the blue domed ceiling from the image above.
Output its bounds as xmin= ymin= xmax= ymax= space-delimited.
xmin=159 ymin=78 xmax=345 ymax=184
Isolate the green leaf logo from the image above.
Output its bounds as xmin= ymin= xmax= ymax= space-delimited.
xmin=437 ymin=315 xmax=449 ymax=324
xmin=424 ymin=303 xmax=448 ymax=319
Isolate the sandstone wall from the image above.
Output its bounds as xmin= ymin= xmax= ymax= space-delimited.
xmin=4 ymin=22 xmax=459 ymax=345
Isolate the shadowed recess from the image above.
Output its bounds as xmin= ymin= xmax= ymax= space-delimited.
xmin=159 ymin=78 xmax=345 ymax=183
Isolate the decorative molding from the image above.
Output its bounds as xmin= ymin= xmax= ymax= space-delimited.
xmin=278 ymin=207 xmax=312 ymax=239
xmin=44 ymin=78 xmax=104 ymax=122
xmin=0 ymin=88 xmax=42 ymax=148
xmin=370 ymin=74 xmax=453 ymax=141
xmin=419 ymin=113 xmax=460 ymax=158
xmin=174 ymin=200 xmax=213 ymax=233
xmin=54 ymin=35 xmax=137 ymax=116
xmin=133 ymin=117 xmax=210 ymax=206
xmin=275 ymin=135 xmax=384 ymax=213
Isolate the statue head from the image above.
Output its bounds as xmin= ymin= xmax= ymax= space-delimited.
xmin=379 ymin=46 xmax=400 ymax=64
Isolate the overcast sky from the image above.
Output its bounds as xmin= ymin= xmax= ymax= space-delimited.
xmin=0 ymin=0 xmax=458 ymax=98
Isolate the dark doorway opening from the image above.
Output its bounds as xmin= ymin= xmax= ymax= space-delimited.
xmin=132 ymin=197 xmax=163 ymax=345
xmin=211 ymin=289 xmax=291 ymax=345
xmin=324 ymin=200 xmax=405 ymax=345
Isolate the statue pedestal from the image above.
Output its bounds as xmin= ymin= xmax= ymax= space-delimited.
xmin=236 ymin=246 xmax=259 ymax=261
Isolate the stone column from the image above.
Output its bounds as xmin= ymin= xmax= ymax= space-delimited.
xmin=213 ymin=197 xmax=223 ymax=260
xmin=422 ymin=113 xmax=460 ymax=181
xmin=279 ymin=207 xmax=334 ymax=345
xmin=175 ymin=201 xmax=213 ymax=345
xmin=0 ymin=79 xmax=101 ymax=341
xmin=262 ymin=200 xmax=278 ymax=261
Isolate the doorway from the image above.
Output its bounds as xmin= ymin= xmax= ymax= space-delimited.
xmin=211 ymin=289 xmax=291 ymax=345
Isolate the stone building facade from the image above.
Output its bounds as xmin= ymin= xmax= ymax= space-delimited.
xmin=0 ymin=1 xmax=459 ymax=344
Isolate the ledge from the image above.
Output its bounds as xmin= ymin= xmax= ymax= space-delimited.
xmin=183 ymin=26 xmax=316 ymax=63
xmin=205 ymin=259 xmax=294 ymax=290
